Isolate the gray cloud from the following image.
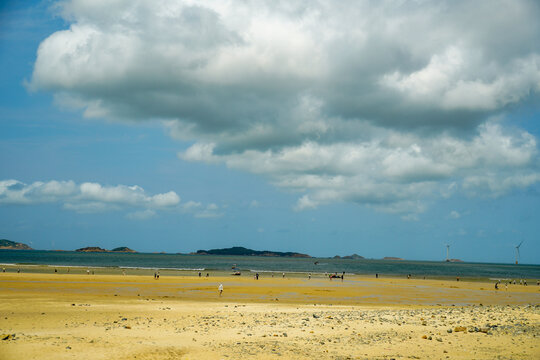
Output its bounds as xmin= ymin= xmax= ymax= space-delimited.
xmin=29 ymin=0 xmax=540 ymax=215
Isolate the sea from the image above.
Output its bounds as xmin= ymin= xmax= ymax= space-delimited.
xmin=1 ymin=250 xmax=539 ymax=280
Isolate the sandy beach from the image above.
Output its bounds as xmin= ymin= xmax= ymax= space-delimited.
xmin=1 ymin=270 xmax=539 ymax=359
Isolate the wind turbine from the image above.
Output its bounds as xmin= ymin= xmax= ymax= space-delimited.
xmin=445 ymin=244 xmax=450 ymax=262
xmin=515 ymin=241 xmax=523 ymax=265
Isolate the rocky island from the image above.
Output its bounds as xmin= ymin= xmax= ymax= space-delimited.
xmin=111 ymin=247 xmax=137 ymax=253
xmin=194 ymin=246 xmax=311 ymax=258
xmin=75 ymin=246 xmax=136 ymax=253
xmin=0 ymin=239 xmax=33 ymax=250
xmin=333 ymin=254 xmax=364 ymax=260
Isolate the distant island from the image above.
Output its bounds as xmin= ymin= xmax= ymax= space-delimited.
xmin=0 ymin=239 xmax=33 ymax=250
xmin=194 ymin=246 xmax=311 ymax=258
xmin=333 ymin=254 xmax=364 ymax=260
xmin=383 ymin=257 xmax=404 ymax=260
xmin=111 ymin=247 xmax=137 ymax=253
xmin=75 ymin=246 xmax=136 ymax=253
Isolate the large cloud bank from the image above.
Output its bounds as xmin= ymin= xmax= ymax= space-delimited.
xmin=30 ymin=0 xmax=540 ymax=215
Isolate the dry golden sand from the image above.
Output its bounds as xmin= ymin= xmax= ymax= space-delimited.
xmin=1 ymin=271 xmax=539 ymax=359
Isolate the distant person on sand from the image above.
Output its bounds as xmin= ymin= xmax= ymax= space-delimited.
xmin=154 ymin=272 xmax=157 ymax=279
xmin=495 ymin=282 xmax=498 ymax=290
xmin=2 ymin=268 xmax=5 ymax=273
xmin=375 ymin=273 xmax=378 ymax=278
xmin=282 ymin=273 xmax=285 ymax=278
xmin=199 ymin=272 xmax=201 ymax=277
xmin=308 ymin=273 xmax=311 ymax=280
xmin=218 ymin=283 xmax=223 ymax=296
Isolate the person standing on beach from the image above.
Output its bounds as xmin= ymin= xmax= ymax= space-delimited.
xmin=218 ymin=283 xmax=223 ymax=296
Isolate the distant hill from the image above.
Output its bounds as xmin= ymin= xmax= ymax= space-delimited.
xmin=195 ymin=246 xmax=311 ymax=258
xmin=76 ymin=246 xmax=108 ymax=252
xmin=75 ymin=246 xmax=137 ymax=253
xmin=383 ymin=257 xmax=404 ymax=260
xmin=111 ymin=247 xmax=136 ymax=253
xmin=0 ymin=239 xmax=33 ymax=250
xmin=333 ymin=254 xmax=364 ymax=260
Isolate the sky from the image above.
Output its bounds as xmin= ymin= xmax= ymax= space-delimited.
xmin=1 ymin=0 xmax=539 ymax=264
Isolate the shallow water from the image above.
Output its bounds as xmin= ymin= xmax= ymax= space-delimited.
xmin=1 ymin=250 xmax=539 ymax=279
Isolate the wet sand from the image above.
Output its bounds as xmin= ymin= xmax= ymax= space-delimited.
xmin=1 ymin=271 xmax=539 ymax=359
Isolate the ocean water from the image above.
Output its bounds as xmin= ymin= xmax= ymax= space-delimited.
xmin=1 ymin=250 xmax=539 ymax=279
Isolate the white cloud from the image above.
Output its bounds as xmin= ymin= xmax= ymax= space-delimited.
xmin=28 ymin=0 xmax=540 ymax=216
xmin=449 ymin=211 xmax=461 ymax=219
xmin=0 ymin=179 xmax=223 ymax=218
xmin=0 ymin=179 xmax=179 ymax=213
xmin=180 ymin=122 xmax=540 ymax=215
xmin=181 ymin=201 xmax=223 ymax=218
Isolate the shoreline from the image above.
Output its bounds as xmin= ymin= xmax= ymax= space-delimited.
xmin=1 ymin=263 xmax=538 ymax=284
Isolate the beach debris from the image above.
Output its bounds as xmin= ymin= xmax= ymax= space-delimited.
xmin=454 ymin=326 xmax=467 ymax=332
xmin=1 ymin=334 xmax=16 ymax=341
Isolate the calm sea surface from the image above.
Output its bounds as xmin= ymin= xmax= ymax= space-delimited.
xmin=1 ymin=250 xmax=539 ymax=279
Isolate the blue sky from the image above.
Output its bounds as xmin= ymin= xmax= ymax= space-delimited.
xmin=1 ymin=0 xmax=539 ymax=263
